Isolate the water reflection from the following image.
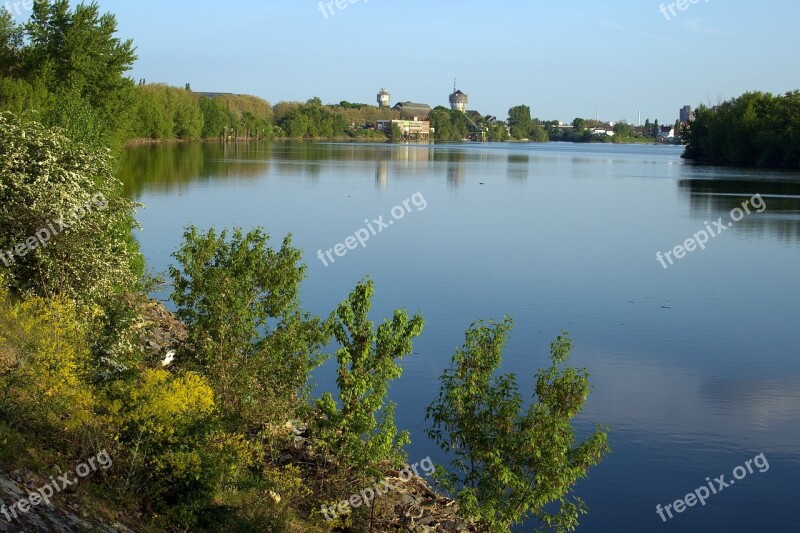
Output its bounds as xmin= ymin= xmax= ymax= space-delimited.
xmin=120 ymin=142 xmax=272 ymax=197
xmin=120 ymin=142 xmax=800 ymax=246
xmin=679 ymin=178 xmax=800 ymax=241
xmin=507 ymin=153 xmax=529 ymax=182
xmin=582 ymin=350 xmax=800 ymax=461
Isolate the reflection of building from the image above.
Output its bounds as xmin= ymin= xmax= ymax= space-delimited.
xmin=377 ymin=88 xmax=390 ymax=108
xmin=375 ymin=160 xmax=388 ymax=189
xmin=376 ymin=120 xmax=431 ymax=142
xmin=393 ymin=101 xmax=431 ymax=120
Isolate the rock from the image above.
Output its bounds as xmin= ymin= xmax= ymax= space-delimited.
xmin=416 ymin=514 xmax=436 ymax=526
xmin=400 ymin=492 xmax=417 ymax=506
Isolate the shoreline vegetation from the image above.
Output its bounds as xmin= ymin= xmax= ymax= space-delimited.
xmin=0 ymin=2 xmax=614 ymax=531
xmin=119 ymin=86 xmax=669 ymax=146
xmin=681 ymin=91 xmax=800 ymax=169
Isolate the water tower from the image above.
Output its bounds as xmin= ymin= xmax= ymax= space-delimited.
xmin=377 ymin=88 xmax=390 ymax=108
xmin=449 ymin=80 xmax=468 ymax=113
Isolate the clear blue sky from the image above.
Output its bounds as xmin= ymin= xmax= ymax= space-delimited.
xmin=52 ymin=0 xmax=800 ymax=123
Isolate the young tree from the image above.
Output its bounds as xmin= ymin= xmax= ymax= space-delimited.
xmin=314 ymin=279 xmax=423 ymax=487
xmin=170 ymin=226 xmax=328 ymax=430
xmin=427 ymin=319 xmax=610 ymax=532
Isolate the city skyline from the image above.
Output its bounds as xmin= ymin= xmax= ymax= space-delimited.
xmin=47 ymin=0 xmax=800 ymax=124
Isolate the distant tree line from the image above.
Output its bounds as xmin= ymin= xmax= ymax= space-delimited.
xmin=683 ymin=91 xmax=800 ymax=168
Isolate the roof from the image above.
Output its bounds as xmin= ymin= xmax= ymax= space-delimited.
xmin=393 ymin=102 xmax=432 ymax=118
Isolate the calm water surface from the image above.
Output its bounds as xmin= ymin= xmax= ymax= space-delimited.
xmin=120 ymin=141 xmax=800 ymax=532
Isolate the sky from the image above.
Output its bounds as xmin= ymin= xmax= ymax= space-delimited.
xmin=13 ymin=0 xmax=799 ymax=124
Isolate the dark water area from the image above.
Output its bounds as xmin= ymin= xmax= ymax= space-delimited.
xmin=120 ymin=141 xmax=800 ymax=532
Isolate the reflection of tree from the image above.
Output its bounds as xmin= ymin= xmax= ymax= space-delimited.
xmin=120 ymin=142 xmax=272 ymax=197
xmin=507 ymin=154 xmax=529 ymax=182
xmin=434 ymin=150 xmax=467 ymax=188
xmin=678 ymin=178 xmax=800 ymax=241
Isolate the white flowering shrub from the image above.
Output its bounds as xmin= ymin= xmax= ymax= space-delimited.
xmin=0 ymin=111 xmax=141 ymax=306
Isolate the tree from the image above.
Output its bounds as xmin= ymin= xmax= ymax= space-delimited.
xmin=170 ymin=226 xmax=328 ymax=429
xmin=508 ymin=105 xmax=532 ymax=139
xmin=613 ymin=121 xmax=634 ymax=138
xmin=572 ymin=117 xmax=587 ymax=132
xmin=391 ymin=122 xmax=403 ymax=141
xmin=0 ymin=9 xmax=23 ymax=75
xmin=314 ymin=279 xmax=423 ymax=496
xmin=683 ymin=91 xmax=800 ymax=168
xmin=488 ymin=122 xmax=510 ymax=141
xmin=24 ymin=0 xmax=137 ymax=142
xmin=199 ymin=96 xmax=229 ymax=138
xmin=529 ymin=120 xmax=550 ymax=142
xmin=427 ymin=319 xmax=610 ymax=532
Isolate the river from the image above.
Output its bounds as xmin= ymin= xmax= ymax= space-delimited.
xmin=120 ymin=141 xmax=800 ymax=532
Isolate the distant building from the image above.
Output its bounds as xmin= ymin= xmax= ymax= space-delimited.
xmin=393 ymin=101 xmax=432 ymax=120
xmin=449 ymin=88 xmax=468 ymax=113
xmin=196 ymin=92 xmax=237 ymax=98
xmin=658 ymin=125 xmax=676 ymax=138
xmin=376 ymin=119 xmax=431 ymax=141
xmin=680 ymin=105 xmax=694 ymax=123
xmin=466 ymin=110 xmax=483 ymax=121
xmin=377 ymin=88 xmax=391 ymax=108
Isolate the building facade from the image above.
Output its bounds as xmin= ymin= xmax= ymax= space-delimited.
xmin=449 ymin=89 xmax=468 ymax=112
xmin=376 ymin=119 xmax=431 ymax=141
xmin=377 ymin=88 xmax=391 ymax=108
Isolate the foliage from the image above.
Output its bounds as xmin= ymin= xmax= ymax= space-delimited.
xmin=429 ymin=106 xmax=469 ymax=141
xmin=427 ymin=320 xmax=610 ymax=532
xmin=0 ymin=289 xmax=97 ymax=448
xmin=390 ymin=122 xmax=404 ymax=141
xmin=508 ymin=105 xmax=533 ymax=139
xmin=0 ymin=112 xmax=141 ymax=307
xmin=313 ymin=279 xmax=423 ymax=494
xmin=488 ymin=122 xmax=510 ymax=141
xmin=169 ymin=226 xmax=328 ymax=430
xmin=683 ymin=91 xmax=800 ymax=168
xmin=22 ymin=0 xmax=137 ymax=147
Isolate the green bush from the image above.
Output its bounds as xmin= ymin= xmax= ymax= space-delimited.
xmin=427 ymin=321 xmax=610 ymax=532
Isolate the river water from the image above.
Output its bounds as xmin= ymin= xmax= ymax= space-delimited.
xmin=120 ymin=141 xmax=800 ymax=532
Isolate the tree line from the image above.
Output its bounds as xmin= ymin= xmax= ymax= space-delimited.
xmin=683 ymin=91 xmax=800 ymax=168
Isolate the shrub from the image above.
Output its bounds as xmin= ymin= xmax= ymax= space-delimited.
xmin=427 ymin=321 xmax=610 ymax=532
xmin=0 ymin=112 xmax=141 ymax=307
